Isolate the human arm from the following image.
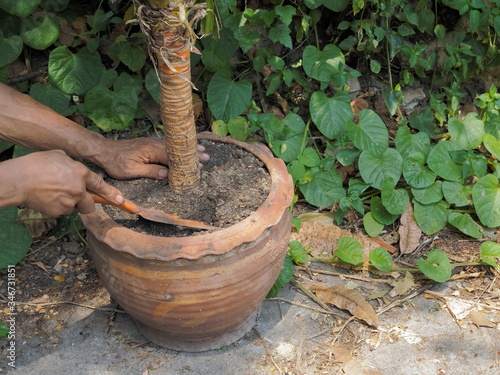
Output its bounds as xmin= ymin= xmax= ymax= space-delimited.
xmin=0 ymin=83 xmax=209 ymax=180
xmin=0 ymin=150 xmax=124 ymax=216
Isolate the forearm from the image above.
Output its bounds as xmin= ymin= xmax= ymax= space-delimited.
xmin=0 ymin=83 xmax=108 ymax=165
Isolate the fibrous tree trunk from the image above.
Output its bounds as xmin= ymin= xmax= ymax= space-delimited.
xmin=136 ymin=1 xmax=206 ymax=193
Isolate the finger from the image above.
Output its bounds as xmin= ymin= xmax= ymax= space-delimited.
xmin=197 ymin=144 xmax=210 ymax=162
xmin=75 ymin=192 xmax=96 ymax=214
xmin=85 ymin=170 xmax=124 ymax=204
xmin=137 ymin=164 xmax=169 ymax=180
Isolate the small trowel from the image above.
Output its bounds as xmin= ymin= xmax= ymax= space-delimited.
xmin=90 ymin=192 xmax=217 ymax=230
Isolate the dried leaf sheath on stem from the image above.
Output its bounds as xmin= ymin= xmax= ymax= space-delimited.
xmin=135 ymin=1 xmax=207 ymax=192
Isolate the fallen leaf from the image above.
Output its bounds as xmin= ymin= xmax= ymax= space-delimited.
xmin=297 ymin=212 xmax=335 ymax=226
xmin=32 ymin=262 xmax=50 ymax=275
xmin=389 ymin=271 xmax=415 ymax=297
xmin=17 ymin=208 xmax=57 ymax=238
xmin=331 ymin=344 xmax=383 ymax=374
xmin=468 ymin=311 xmax=496 ymax=328
xmin=291 ymin=221 xmax=382 ymax=262
xmin=308 ymin=284 xmax=378 ymax=327
xmin=53 ymin=275 xmax=65 ymax=282
xmin=398 ymin=203 xmax=422 ymax=254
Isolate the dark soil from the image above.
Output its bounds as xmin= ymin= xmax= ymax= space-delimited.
xmin=103 ymin=138 xmax=271 ymax=237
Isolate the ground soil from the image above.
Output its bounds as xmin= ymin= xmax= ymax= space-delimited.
xmin=102 ymin=138 xmax=271 ymax=237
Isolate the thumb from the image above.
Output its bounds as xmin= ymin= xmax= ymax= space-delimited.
xmin=86 ymin=171 xmax=124 ymax=204
xmin=141 ymin=164 xmax=169 ymax=180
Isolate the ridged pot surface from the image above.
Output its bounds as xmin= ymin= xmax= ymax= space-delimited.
xmin=81 ymin=133 xmax=294 ymax=351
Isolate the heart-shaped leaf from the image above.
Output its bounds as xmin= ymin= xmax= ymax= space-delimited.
xmin=30 ymin=83 xmax=73 ymax=116
xmin=363 ymin=212 xmax=384 ymax=237
xmin=370 ymin=196 xmax=399 ymax=225
xmin=381 ymin=178 xmax=410 ymax=215
xmin=427 ymin=140 xmax=462 ymax=181
xmin=259 ymin=113 xmax=305 ymax=162
xmin=207 ymin=69 xmax=252 ymax=122
xmin=482 ymin=133 xmax=500 ymax=160
xmin=417 ymin=249 xmax=451 ymax=282
xmin=472 ymin=174 xmax=500 ymax=227
xmin=442 ymin=180 xmax=471 ymax=207
xmin=448 ymin=112 xmax=484 ymax=150
xmin=395 ymin=125 xmax=431 ymax=159
xmin=448 ymin=212 xmax=483 ymax=239
xmin=413 ymin=200 xmax=449 ymax=235
xmin=0 ymin=0 xmax=41 ymax=17
xmin=0 ymin=207 xmax=33 ymax=268
xmin=310 ymin=91 xmax=352 ymax=139
xmin=479 ymin=241 xmax=500 ymax=268
xmin=303 ymin=44 xmax=345 ymax=82
xmin=49 ymin=46 xmax=104 ymax=95
xmin=335 ymin=237 xmax=364 ymax=265
xmin=20 ymin=12 xmax=60 ymax=50
xmin=299 ymin=170 xmax=345 ymax=207
xmin=403 ymin=153 xmax=436 ymax=188
xmin=411 ymin=180 xmax=443 ymax=204
xmin=346 ymin=109 xmax=388 ymax=155
xmin=0 ymin=35 xmax=23 ymax=67
xmin=359 ymin=148 xmax=403 ymax=190
xmin=369 ymin=247 xmax=393 ymax=272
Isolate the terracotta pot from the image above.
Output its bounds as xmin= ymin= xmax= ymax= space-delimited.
xmin=80 ymin=133 xmax=294 ymax=352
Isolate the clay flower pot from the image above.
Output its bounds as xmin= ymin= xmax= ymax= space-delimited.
xmin=80 ymin=133 xmax=294 ymax=352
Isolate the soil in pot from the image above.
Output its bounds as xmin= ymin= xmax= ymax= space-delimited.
xmin=102 ymin=138 xmax=272 ymax=236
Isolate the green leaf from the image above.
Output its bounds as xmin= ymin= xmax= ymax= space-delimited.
xmin=409 ymin=107 xmax=438 ymax=136
xmin=442 ymin=180 xmax=472 ymax=207
xmin=346 ymin=109 xmax=388 ymax=155
xmin=479 ymin=241 xmax=500 ymax=268
xmin=370 ymin=196 xmax=399 ymax=225
xmin=472 ymin=174 xmax=500 ymax=227
xmin=259 ymin=113 xmax=305 ymax=162
xmin=413 ymin=200 xmax=449 ymax=235
xmin=202 ymin=28 xmax=239 ymax=72
xmin=448 ymin=212 xmax=483 ymax=239
xmin=49 ymin=46 xmax=104 ymax=95
xmin=212 ymin=119 xmax=228 ymax=137
xmin=411 ymin=181 xmax=443 ymax=204
xmin=299 ymin=170 xmax=345 ymax=207
xmin=0 ymin=320 xmax=9 ymax=337
xmin=20 ymin=12 xmax=60 ymax=50
xmin=382 ymin=86 xmax=404 ymax=117
xmin=417 ymin=249 xmax=452 ymax=282
xmin=83 ymin=84 xmax=138 ymax=131
xmin=448 ymin=113 xmax=484 ymax=150
xmin=369 ymin=247 xmax=393 ymax=272
xmin=227 ymin=116 xmax=250 ymax=141
xmin=363 ymin=212 xmax=384 ymax=237
xmin=145 ymin=69 xmax=160 ymax=103
xmin=234 ymin=26 xmax=260 ymax=53
xmin=288 ymin=240 xmax=309 ymax=264
xmin=335 ymin=237 xmax=364 ymax=265
xmin=303 ymin=44 xmax=345 ymax=83
xmin=0 ymin=140 xmax=13 ymax=153
xmin=0 ymin=207 xmax=33 ymax=268
xmin=275 ymin=5 xmax=296 ymax=26
xmin=395 ymin=125 xmax=431 ymax=159
xmin=207 ymin=69 xmax=252 ymax=122
xmin=266 ymin=255 xmax=294 ymax=298
xmin=482 ymin=133 xmax=500 ymax=160
xmin=358 ymin=148 xmax=403 ymax=190
xmin=30 ymin=83 xmax=73 ymax=116
xmin=403 ymin=153 xmax=436 ymax=188
xmin=297 ymin=147 xmax=321 ymax=167
xmin=370 ymin=59 xmax=381 ymax=73
xmin=310 ymin=91 xmax=353 ymax=139
xmin=427 ymin=141 xmax=462 ymax=181
xmin=107 ymin=35 xmax=147 ymax=72
xmin=40 ymin=0 xmax=70 ymax=12
xmin=269 ymin=23 xmax=292 ymax=49
xmin=0 ymin=35 xmax=23 ymax=67
xmin=381 ymin=178 xmax=410 ymax=215
xmin=0 ymin=0 xmax=41 ymax=17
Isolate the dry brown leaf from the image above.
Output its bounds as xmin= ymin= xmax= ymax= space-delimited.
xmin=297 ymin=212 xmax=335 ymax=226
xmin=389 ymin=271 xmax=415 ymax=297
xmin=468 ymin=311 xmax=496 ymax=328
xmin=17 ymin=208 xmax=57 ymax=238
xmin=291 ymin=221 xmax=382 ymax=262
xmin=32 ymin=262 xmax=50 ymax=275
xmin=398 ymin=203 xmax=422 ymax=254
xmin=331 ymin=344 xmax=383 ymax=375
xmin=308 ymin=284 xmax=378 ymax=327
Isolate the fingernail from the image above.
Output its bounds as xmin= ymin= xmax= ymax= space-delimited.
xmin=197 ymin=144 xmax=206 ymax=152
xmin=116 ymin=195 xmax=124 ymax=204
xmin=159 ymin=168 xmax=168 ymax=178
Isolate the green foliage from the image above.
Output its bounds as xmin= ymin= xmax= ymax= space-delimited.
xmin=417 ymin=249 xmax=452 ymax=283
xmin=0 ymin=207 xmax=32 ymax=268
xmin=266 ymin=255 xmax=294 ymax=298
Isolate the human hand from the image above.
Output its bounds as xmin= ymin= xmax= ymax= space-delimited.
xmin=5 ymin=150 xmax=123 ymax=217
xmin=97 ymin=137 xmax=210 ymax=180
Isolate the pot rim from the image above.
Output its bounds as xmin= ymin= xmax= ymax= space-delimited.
xmin=81 ymin=132 xmax=294 ymax=261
